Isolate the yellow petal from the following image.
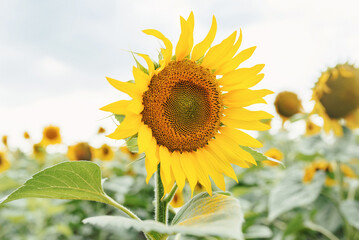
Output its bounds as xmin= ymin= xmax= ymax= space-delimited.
xmin=219 ymin=64 xmax=265 ymax=87
xmin=217 ymin=134 xmax=257 ymax=166
xmin=145 ymin=138 xmax=160 ymax=183
xmin=133 ymin=66 xmax=149 ymax=91
xmin=223 ymin=74 xmax=264 ymax=91
xmin=198 ymin=149 xmax=226 ymax=191
xmin=126 ymin=98 xmax=144 ymax=115
xmin=137 ymin=124 xmax=152 ymax=154
xmin=215 ymin=46 xmax=256 ymax=75
xmin=222 ymin=117 xmax=271 ymax=131
xmin=191 ymin=16 xmax=217 ymax=61
xmin=211 ymin=29 xmax=243 ymax=70
xmin=142 ymin=29 xmax=173 ymax=63
xmin=171 ymin=151 xmax=186 ymax=192
xmin=220 ymin=126 xmax=263 ymax=148
xmin=223 ymin=108 xmax=274 ymax=121
xmin=106 ymin=114 xmax=141 ymax=139
xmin=145 ymin=157 xmax=157 ymax=183
xmin=100 ymin=100 xmax=130 ymax=114
xmin=212 ymin=136 xmax=249 ymax=168
xmin=106 ymin=77 xmax=141 ymax=98
xmin=179 ymin=151 xmax=198 ymax=193
xmin=138 ymin=54 xmax=155 ymax=77
xmin=223 ymin=89 xmax=273 ymax=108
xmin=159 ymin=146 xmax=173 ymax=185
xmin=201 ymin=31 xmax=237 ymax=69
xmin=191 ymin=152 xmax=212 ymax=195
xmin=205 ymin=144 xmax=238 ymax=182
xmin=175 ymin=12 xmax=194 ymax=61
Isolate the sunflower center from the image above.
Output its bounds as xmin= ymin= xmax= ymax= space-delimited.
xmin=102 ymin=147 xmax=109 ymax=155
xmin=319 ymin=70 xmax=359 ymax=119
xmin=141 ymin=60 xmax=222 ymax=152
xmin=74 ymin=143 xmax=92 ymax=161
xmin=45 ymin=128 xmax=58 ymax=140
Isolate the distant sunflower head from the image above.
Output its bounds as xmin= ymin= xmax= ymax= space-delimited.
xmin=33 ymin=143 xmax=46 ymax=163
xmin=67 ymin=142 xmax=93 ymax=161
xmin=303 ymin=160 xmax=335 ymax=186
xmin=2 ymin=135 xmax=8 ymax=147
xmin=312 ymin=64 xmax=359 ymax=135
xmin=170 ymin=190 xmax=185 ymax=208
xmin=24 ymin=132 xmax=30 ymax=139
xmin=101 ymin=12 xmax=273 ymax=195
xmin=274 ymin=91 xmax=302 ymax=121
xmin=41 ymin=125 xmax=62 ymax=146
xmin=262 ymin=148 xmax=283 ymax=166
xmin=96 ymin=144 xmax=114 ymax=161
xmin=97 ymin=127 xmax=106 ymax=134
xmin=120 ymin=146 xmax=139 ymax=161
xmin=0 ymin=151 xmax=11 ymax=173
xmin=305 ymin=120 xmax=321 ymax=136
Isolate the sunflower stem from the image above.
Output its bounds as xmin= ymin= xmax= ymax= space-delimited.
xmin=164 ymin=184 xmax=178 ymax=204
xmin=155 ymin=165 xmax=167 ymax=224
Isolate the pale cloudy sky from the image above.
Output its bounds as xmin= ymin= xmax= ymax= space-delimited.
xmin=1 ymin=0 xmax=359 ymax=148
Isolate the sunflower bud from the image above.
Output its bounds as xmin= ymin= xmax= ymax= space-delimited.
xmin=274 ymin=91 xmax=302 ymax=120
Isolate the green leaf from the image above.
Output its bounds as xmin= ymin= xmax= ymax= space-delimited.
xmin=84 ymin=192 xmax=244 ymax=239
xmin=0 ymin=161 xmax=112 ymax=206
xmin=284 ymin=214 xmax=304 ymax=237
xmin=268 ymin=170 xmax=325 ymax=221
xmin=126 ymin=135 xmax=139 ymax=153
xmin=241 ymin=146 xmax=283 ymax=166
xmin=244 ymin=225 xmax=272 ymax=239
xmin=114 ymin=114 xmax=125 ymax=124
xmin=0 ymin=175 xmax=20 ymax=193
xmin=340 ymin=200 xmax=359 ymax=229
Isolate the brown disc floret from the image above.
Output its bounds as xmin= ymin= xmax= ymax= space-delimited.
xmin=141 ymin=60 xmax=223 ymax=152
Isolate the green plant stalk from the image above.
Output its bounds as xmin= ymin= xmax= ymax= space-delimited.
xmin=155 ymin=165 xmax=167 ymax=224
xmin=104 ymin=194 xmax=141 ymax=221
xmin=335 ymin=160 xmax=353 ymax=240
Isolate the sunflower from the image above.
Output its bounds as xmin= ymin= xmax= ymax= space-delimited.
xmin=101 ymin=13 xmax=273 ymax=195
xmin=33 ymin=143 xmax=46 ymax=163
xmin=24 ymin=132 xmax=31 ymax=139
xmin=305 ymin=119 xmax=321 ymax=136
xmin=97 ymin=127 xmax=106 ymax=134
xmin=95 ymin=144 xmax=114 ymax=161
xmin=303 ymin=160 xmax=335 ymax=187
xmin=0 ymin=152 xmax=11 ymax=173
xmin=67 ymin=142 xmax=93 ymax=161
xmin=274 ymin=91 xmax=302 ymax=123
xmin=2 ymin=135 xmax=8 ymax=147
xmin=312 ymin=64 xmax=359 ymax=136
xmin=340 ymin=164 xmax=357 ymax=179
xmin=41 ymin=125 xmax=62 ymax=146
xmin=120 ymin=146 xmax=140 ymax=161
xmin=262 ymin=148 xmax=283 ymax=166
xmin=170 ymin=190 xmax=185 ymax=208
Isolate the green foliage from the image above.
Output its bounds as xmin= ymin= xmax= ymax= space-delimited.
xmin=84 ymin=192 xmax=244 ymax=239
xmin=0 ymin=162 xmax=112 ymax=206
xmin=268 ymin=170 xmax=325 ymax=221
xmin=340 ymin=200 xmax=359 ymax=229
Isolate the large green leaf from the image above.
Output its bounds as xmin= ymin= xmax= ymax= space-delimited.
xmin=340 ymin=200 xmax=359 ymax=229
xmin=244 ymin=225 xmax=272 ymax=239
xmin=84 ymin=192 xmax=244 ymax=239
xmin=0 ymin=161 xmax=112 ymax=206
xmin=268 ymin=169 xmax=325 ymax=221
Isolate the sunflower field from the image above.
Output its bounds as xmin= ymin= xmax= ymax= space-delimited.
xmin=1 ymin=2 xmax=359 ymax=240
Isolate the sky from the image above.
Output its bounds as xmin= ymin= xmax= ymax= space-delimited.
xmin=1 ymin=0 xmax=359 ymax=149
